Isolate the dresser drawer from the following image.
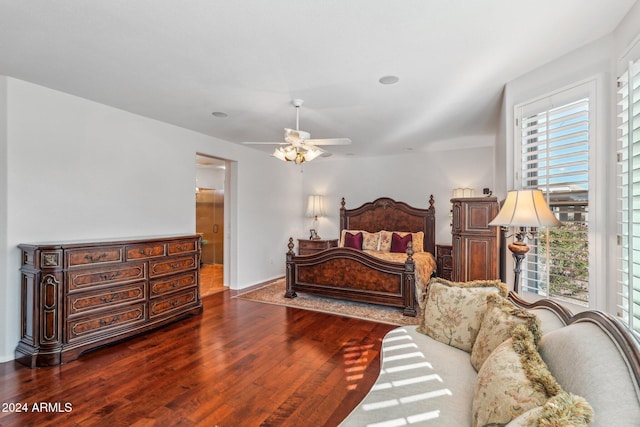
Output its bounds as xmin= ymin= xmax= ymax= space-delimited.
xmin=66 ymin=246 xmax=123 ymax=267
xmin=67 ymin=303 xmax=146 ymax=343
xmin=149 ymin=271 xmax=197 ymax=298
xmin=149 ymin=289 xmax=198 ymax=318
xmin=298 ymin=239 xmax=338 ymax=255
xmin=125 ymin=242 xmax=166 ymax=260
xmin=67 ymin=282 xmax=146 ymax=317
xmin=167 ymin=240 xmax=197 ymax=255
xmin=67 ymin=262 xmax=146 ymax=293
xmin=149 ymin=255 xmax=197 ymax=278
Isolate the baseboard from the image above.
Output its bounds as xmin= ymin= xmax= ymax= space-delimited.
xmin=231 ymin=276 xmax=284 ymax=297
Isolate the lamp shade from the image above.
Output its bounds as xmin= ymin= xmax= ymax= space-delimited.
xmin=489 ymin=189 xmax=561 ymax=228
xmin=306 ymin=195 xmax=326 ymax=218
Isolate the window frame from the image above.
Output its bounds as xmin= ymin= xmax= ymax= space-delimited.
xmin=512 ymin=76 xmax=605 ymax=312
xmin=617 ymin=57 xmax=640 ymax=333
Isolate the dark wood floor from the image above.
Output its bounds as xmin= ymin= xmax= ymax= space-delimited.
xmin=200 ymin=264 xmax=226 ymax=296
xmin=0 ymin=290 xmax=395 ymax=426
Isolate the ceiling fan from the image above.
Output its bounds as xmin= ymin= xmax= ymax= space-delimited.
xmin=242 ymin=99 xmax=351 ymax=164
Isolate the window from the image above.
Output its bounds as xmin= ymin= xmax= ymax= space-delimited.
xmin=515 ymin=83 xmax=593 ymax=307
xmin=617 ymin=58 xmax=640 ymax=333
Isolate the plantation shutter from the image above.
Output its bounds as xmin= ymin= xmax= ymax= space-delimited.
xmin=516 ymin=93 xmax=590 ymax=306
xmin=617 ymin=58 xmax=640 ymax=333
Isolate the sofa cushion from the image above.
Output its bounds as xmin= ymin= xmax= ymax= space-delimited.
xmin=472 ymin=325 xmax=562 ymax=427
xmin=539 ymin=321 xmax=640 ymax=426
xmin=417 ymin=278 xmax=508 ymax=352
xmin=506 ymin=392 xmax=594 ymax=427
xmin=340 ymin=326 xmax=478 ymax=427
xmin=470 ymin=293 xmax=541 ymax=371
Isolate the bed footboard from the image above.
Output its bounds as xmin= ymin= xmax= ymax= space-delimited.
xmin=285 ymin=238 xmax=418 ymax=317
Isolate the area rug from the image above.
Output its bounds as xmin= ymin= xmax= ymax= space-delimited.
xmin=234 ymin=279 xmax=421 ymax=326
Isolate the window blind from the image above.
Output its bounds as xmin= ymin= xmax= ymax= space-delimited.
xmin=517 ymin=96 xmax=590 ymax=306
xmin=617 ymin=58 xmax=640 ymax=333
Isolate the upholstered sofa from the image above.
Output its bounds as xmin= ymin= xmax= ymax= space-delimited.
xmin=340 ymin=279 xmax=640 ymax=427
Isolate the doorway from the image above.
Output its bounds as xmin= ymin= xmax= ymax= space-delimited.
xmin=196 ymin=154 xmax=228 ymax=296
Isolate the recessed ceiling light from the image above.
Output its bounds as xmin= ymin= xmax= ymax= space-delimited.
xmin=211 ymin=111 xmax=228 ymax=118
xmin=379 ymin=75 xmax=399 ymax=85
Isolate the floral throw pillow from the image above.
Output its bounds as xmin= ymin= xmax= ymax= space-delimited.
xmin=470 ymin=293 xmax=541 ymax=371
xmin=472 ymin=325 xmax=564 ymax=427
xmin=506 ymin=392 xmax=594 ymax=427
xmin=417 ymin=278 xmax=508 ymax=352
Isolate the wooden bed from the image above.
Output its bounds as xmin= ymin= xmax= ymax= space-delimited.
xmin=284 ymin=196 xmax=436 ymax=316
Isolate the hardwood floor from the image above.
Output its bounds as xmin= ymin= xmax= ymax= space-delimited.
xmin=0 ymin=290 xmax=395 ymax=426
xmin=200 ymin=264 xmax=226 ymax=296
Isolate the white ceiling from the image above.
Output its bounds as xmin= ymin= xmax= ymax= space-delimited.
xmin=0 ymin=0 xmax=636 ymax=158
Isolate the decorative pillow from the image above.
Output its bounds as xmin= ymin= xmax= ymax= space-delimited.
xmin=339 ymin=230 xmax=379 ymax=250
xmin=470 ymin=293 xmax=541 ymax=371
xmin=506 ymin=392 xmax=594 ymax=427
xmin=417 ymin=278 xmax=508 ymax=352
xmin=472 ymin=325 xmax=564 ymax=427
xmin=343 ymin=231 xmax=363 ymax=250
xmin=379 ymin=231 xmax=424 ymax=252
xmin=361 ymin=231 xmax=380 ymax=250
xmin=390 ymin=232 xmax=412 ymax=253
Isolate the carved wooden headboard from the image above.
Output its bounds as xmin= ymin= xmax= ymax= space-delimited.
xmin=339 ymin=196 xmax=436 ymax=255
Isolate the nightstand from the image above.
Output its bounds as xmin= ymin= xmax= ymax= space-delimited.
xmin=298 ymin=238 xmax=338 ymax=255
xmin=436 ymin=244 xmax=453 ymax=280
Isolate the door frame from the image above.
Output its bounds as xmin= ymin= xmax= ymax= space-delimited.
xmin=195 ymin=153 xmax=236 ymax=288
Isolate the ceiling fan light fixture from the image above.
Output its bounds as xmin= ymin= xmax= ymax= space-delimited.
xmin=284 ymin=145 xmax=298 ymax=161
xmin=273 ymin=147 xmax=287 ymax=161
xmin=247 ymin=98 xmax=352 ymax=164
xmin=303 ymin=147 xmax=323 ymax=162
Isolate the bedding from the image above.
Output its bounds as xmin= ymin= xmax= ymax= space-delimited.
xmin=361 ymin=249 xmax=436 ymax=308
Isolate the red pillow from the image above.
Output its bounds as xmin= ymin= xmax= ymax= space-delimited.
xmin=390 ymin=233 xmax=412 ymax=253
xmin=344 ymin=232 xmax=363 ymax=250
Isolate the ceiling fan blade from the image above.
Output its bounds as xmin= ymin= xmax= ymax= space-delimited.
xmin=304 ymin=138 xmax=352 ymax=146
xmin=241 ymin=141 xmax=288 ymax=145
xmin=284 ymin=128 xmax=311 ymax=142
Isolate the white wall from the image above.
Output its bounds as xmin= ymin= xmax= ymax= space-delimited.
xmin=0 ymin=77 xmax=302 ymax=362
xmin=0 ymin=77 xmax=8 ymax=362
xmin=300 ymin=136 xmax=496 ymax=246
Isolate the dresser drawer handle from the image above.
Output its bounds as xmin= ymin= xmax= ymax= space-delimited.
xmin=99 ymin=293 xmax=121 ymax=303
xmin=168 ymin=262 xmax=183 ymax=269
xmin=99 ymin=315 xmax=120 ymax=326
xmin=169 ymin=281 xmax=179 ymax=288
xmin=84 ymin=253 xmax=107 ymax=263
xmin=170 ymin=300 xmax=179 ymax=307
xmin=99 ymin=272 xmax=120 ymax=281
xmin=138 ymin=248 xmax=155 ymax=256
xmin=175 ymin=244 xmax=189 ymax=251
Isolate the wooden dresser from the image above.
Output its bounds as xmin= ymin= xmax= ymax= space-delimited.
xmin=451 ymin=197 xmax=500 ymax=282
xmin=16 ymin=234 xmax=203 ymax=367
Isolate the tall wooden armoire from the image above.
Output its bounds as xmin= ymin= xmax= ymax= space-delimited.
xmin=451 ymin=196 xmax=500 ymax=282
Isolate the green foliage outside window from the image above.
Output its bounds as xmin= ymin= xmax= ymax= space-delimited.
xmin=538 ymin=222 xmax=589 ymax=304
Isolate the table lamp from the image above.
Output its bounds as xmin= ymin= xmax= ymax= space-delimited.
xmin=488 ymin=189 xmax=561 ymax=292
